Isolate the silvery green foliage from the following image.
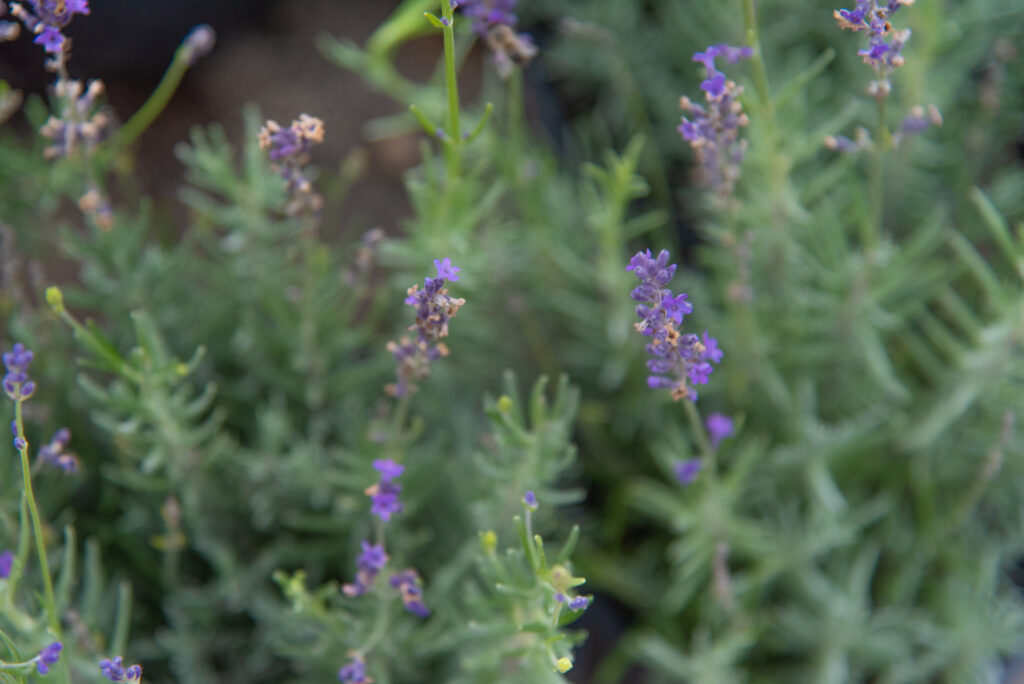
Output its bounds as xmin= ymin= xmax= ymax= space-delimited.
xmin=1 ymin=0 xmax=1023 ymax=682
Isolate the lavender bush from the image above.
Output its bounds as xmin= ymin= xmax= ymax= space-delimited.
xmin=1 ymin=0 xmax=1023 ymax=682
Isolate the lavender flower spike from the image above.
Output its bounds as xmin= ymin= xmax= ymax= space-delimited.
xmin=833 ymin=0 xmax=915 ymax=99
xmin=100 ymin=656 xmax=142 ymax=682
xmin=386 ymin=259 xmax=466 ymax=397
xmin=3 ymin=342 xmax=36 ymax=401
xmin=453 ymin=0 xmax=537 ymax=78
xmin=678 ymin=44 xmax=752 ymax=197
xmin=258 ymin=114 xmax=326 ymax=217
xmin=34 ymin=642 xmax=62 ymax=675
xmin=391 ymin=568 xmax=431 ymax=617
xmin=365 ymin=461 xmax=405 ymax=522
xmin=627 ymin=249 xmax=723 ymax=401
xmin=338 ymin=654 xmax=371 ymax=683
xmin=342 ymin=540 xmax=389 ymax=597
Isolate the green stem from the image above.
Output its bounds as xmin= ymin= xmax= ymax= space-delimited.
xmin=14 ymin=401 xmax=61 ymax=636
xmin=440 ymin=0 xmax=462 ymax=181
xmin=684 ymin=400 xmax=716 ymax=478
xmin=742 ymin=0 xmax=774 ymax=116
xmin=355 ymin=586 xmax=393 ymax=655
xmin=111 ymin=45 xmax=192 ymax=151
xmin=868 ymin=95 xmax=889 ymax=252
xmin=389 ymin=394 xmax=411 ymax=459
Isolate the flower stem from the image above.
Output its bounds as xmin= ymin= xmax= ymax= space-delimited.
xmin=14 ymin=401 xmax=61 ymax=636
xmin=684 ymin=400 xmax=717 ymax=477
xmin=867 ymin=95 xmax=889 ymax=252
xmin=742 ymin=0 xmax=774 ymax=116
xmin=440 ymin=0 xmax=462 ymax=182
xmin=112 ymin=43 xmax=193 ymax=151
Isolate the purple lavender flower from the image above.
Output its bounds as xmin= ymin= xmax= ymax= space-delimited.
xmin=674 ymin=458 xmax=703 ymax=485
xmin=338 ymin=655 xmax=370 ymax=683
xmin=3 ymin=342 xmax=35 ymax=401
xmin=386 ymin=260 xmax=466 ymax=397
xmin=9 ymin=0 xmax=89 ymax=57
xmin=568 ymin=595 xmax=591 ymax=611
xmin=258 ymin=114 xmax=326 ymax=217
xmin=678 ymin=44 xmax=753 ymax=197
xmin=34 ymin=642 xmax=62 ymax=675
xmin=705 ymin=413 xmax=734 ymax=449
xmin=833 ymin=0 xmax=914 ymax=99
xmin=523 ymin=490 xmax=538 ymax=510
xmin=628 ymin=250 xmax=722 ymax=401
xmin=38 ymin=427 xmax=79 ymax=473
xmin=390 ymin=568 xmax=430 ymax=617
xmin=99 ymin=656 xmax=142 ymax=682
xmin=0 ymin=549 xmax=13 ymax=578
xmin=342 ymin=541 xmax=389 ymax=597
xmin=891 ymin=104 xmax=942 ymax=147
xmin=373 ymin=458 xmax=404 ymax=481
xmin=365 ymin=462 xmax=404 ymax=522
xmin=433 ymin=257 xmax=461 ymax=282
xmin=453 ymin=0 xmax=537 ymax=78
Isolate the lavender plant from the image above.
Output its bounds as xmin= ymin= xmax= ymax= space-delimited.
xmin=1 ymin=0 xmax=1022 ymax=682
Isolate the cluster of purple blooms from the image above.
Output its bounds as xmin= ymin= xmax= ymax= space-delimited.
xmin=99 ymin=656 xmax=142 ymax=682
xmin=5 ymin=0 xmax=89 ymax=56
xmin=98 ymin=655 xmax=142 ymax=679
xmin=33 ymin=642 xmax=63 ymax=674
xmin=258 ymin=114 xmax=326 ymax=217
xmin=386 ymin=258 xmax=465 ymax=397
xmin=678 ymin=44 xmax=753 ymax=197
xmin=3 ymin=342 xmax=35 ymax=401
xmin=834 ymin=0 xmax=913 ymax=99
xmin=340 ymin=458 xmax=429 ymax=678
xmin=338 ymin=654 xmax=371 ymax=684
xmin=38 ymin=427 xmax=79 ymax=473
xmin=390 ymin=568 xmax=430 ymax=617
xmin=365 ymin=458 xmax=404 ymax=522
xmin=826 ymin=1 xmax=940 ymax=152
xmin=627 ymin=250 xmax=723 ymax=402
xmin=452 ymin=0 xmax=536 ymax=78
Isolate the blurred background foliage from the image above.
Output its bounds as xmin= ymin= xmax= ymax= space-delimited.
xmin=1 ymin=0 xmax=1024 ymax=682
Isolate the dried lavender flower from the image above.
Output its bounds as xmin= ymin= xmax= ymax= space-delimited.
xmin=678 ymin=44 xmax=753 ymax=197
xmin=385 ymin=259 xmax=465 ymax=397
xmin=39 ymin=78 xmax=111 ymax=160
xmin=627 ymin=250 xmax=723 ymax=401
xmin=258 ymin=114 xmax=326 ymax=217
